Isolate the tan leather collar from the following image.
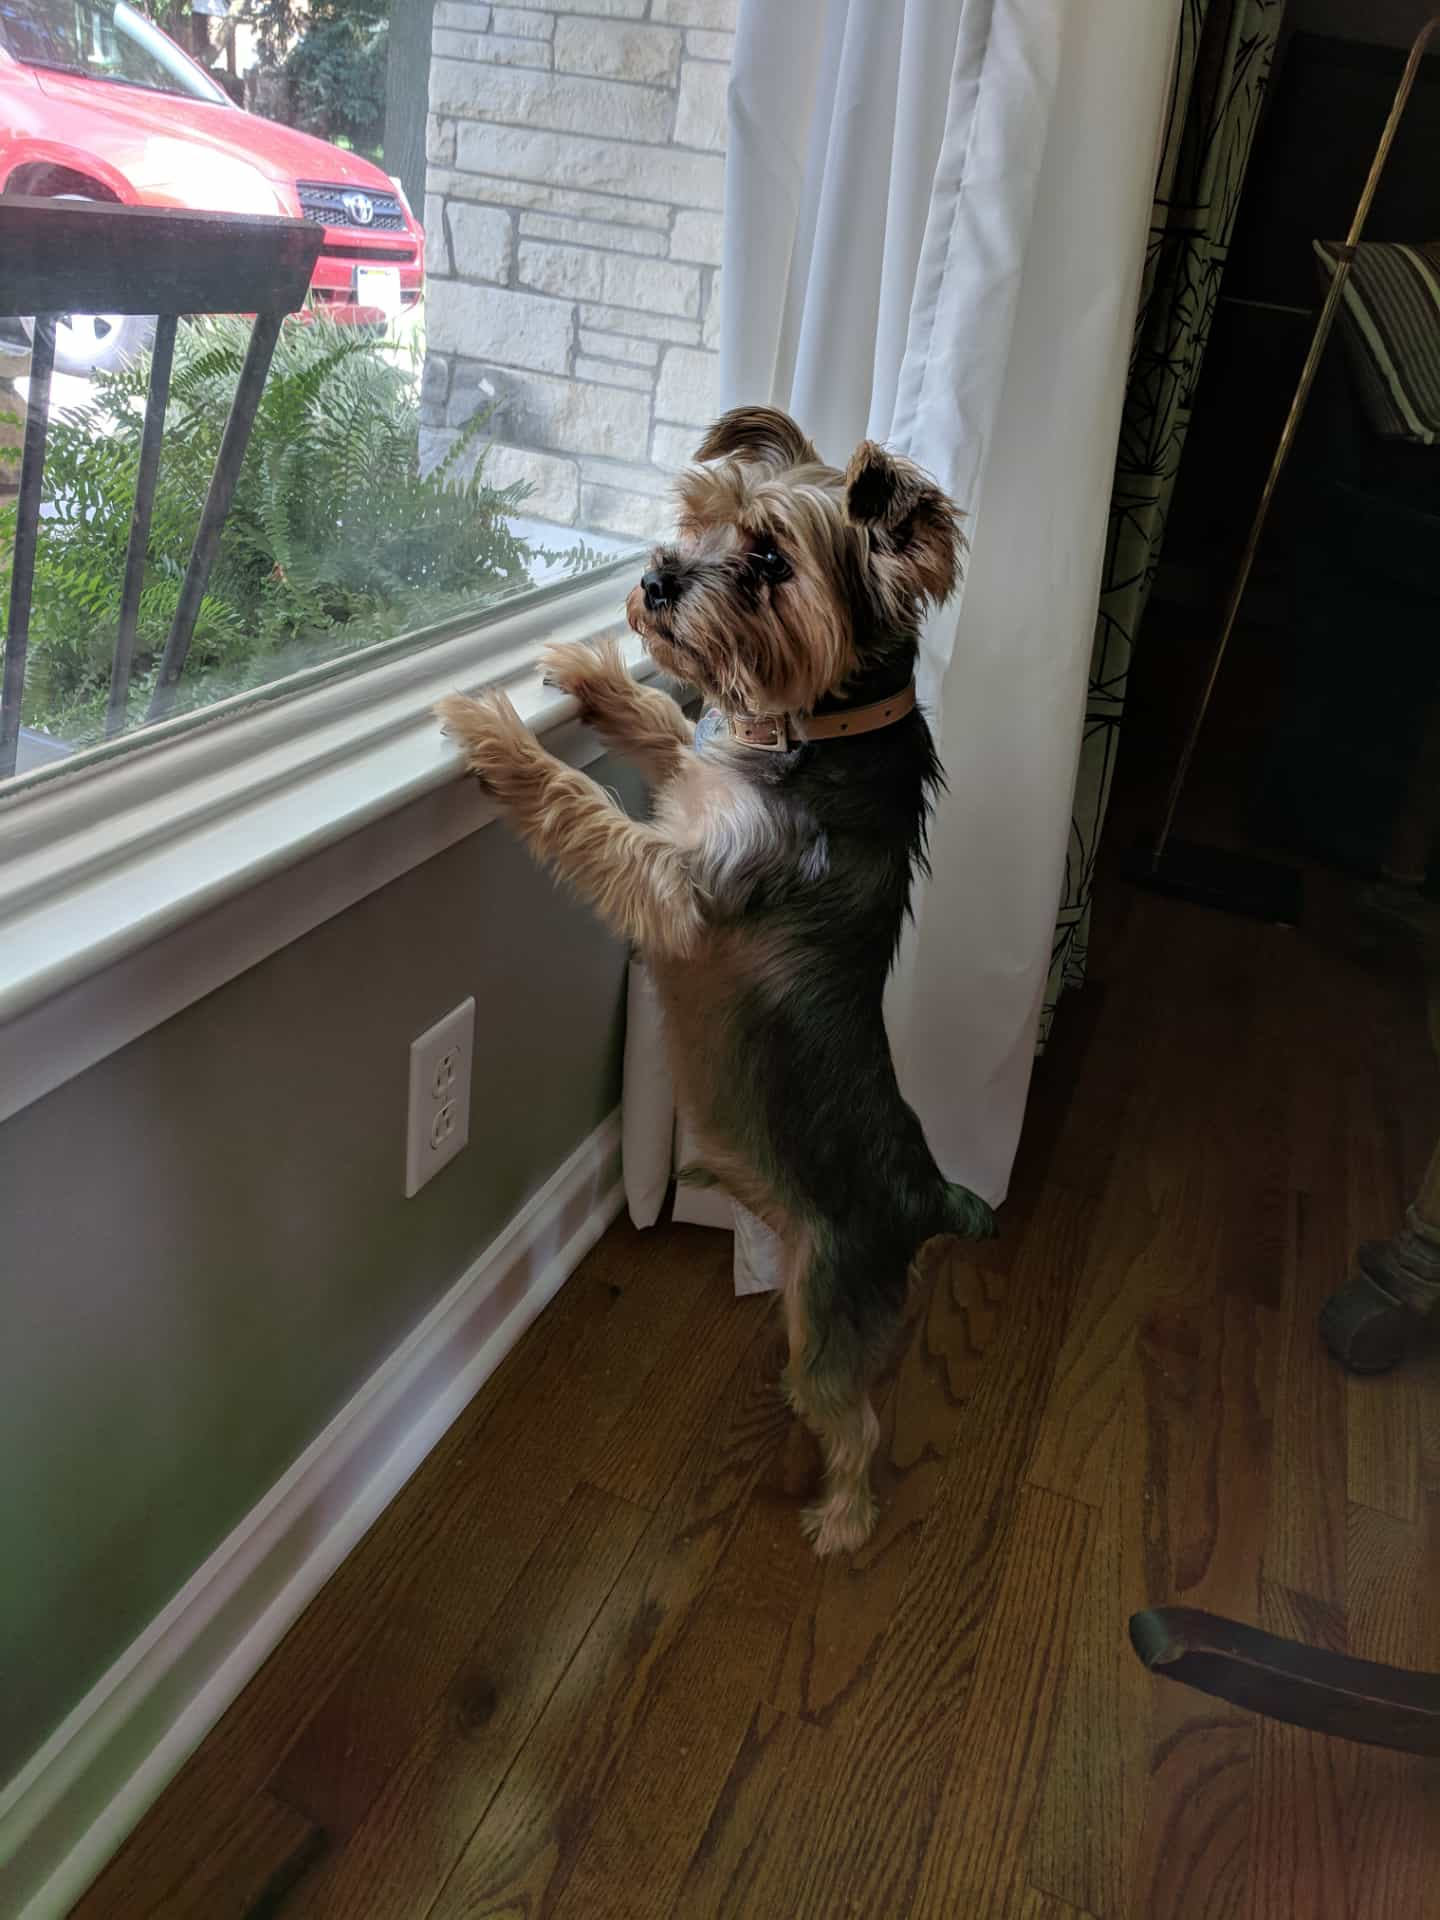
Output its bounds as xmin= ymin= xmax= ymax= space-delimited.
xmin=727 ymin=681 xmax=916 ymax=752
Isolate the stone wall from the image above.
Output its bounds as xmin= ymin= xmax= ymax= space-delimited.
xmin=420 ymin=0 xmax=734 ymax=540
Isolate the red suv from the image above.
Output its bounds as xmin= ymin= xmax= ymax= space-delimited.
xmin=0 ymin=0 xmax=425 ymax=374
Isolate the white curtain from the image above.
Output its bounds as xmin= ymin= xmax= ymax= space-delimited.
xmin=623 ymin=0 xmax=1179 ymax=1260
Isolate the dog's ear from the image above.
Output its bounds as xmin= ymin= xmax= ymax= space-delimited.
xmin=844 ymin=441 xmax=964 ymax=606
xmin=694 ymin=406 xmax=820 ymax=470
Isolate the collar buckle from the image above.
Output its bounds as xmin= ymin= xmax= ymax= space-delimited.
xmin=731 ymin=711 xmax=792 ymax=752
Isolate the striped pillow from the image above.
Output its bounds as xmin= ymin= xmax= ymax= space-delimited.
xmin=1313 ymin=238 xmax=1440 ymax=446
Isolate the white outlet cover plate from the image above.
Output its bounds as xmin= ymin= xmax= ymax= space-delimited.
xmin=405 ymin=997 xmax=475 ymax=1198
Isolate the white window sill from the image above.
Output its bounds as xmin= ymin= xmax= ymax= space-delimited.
xmin=0 ymin=564 xmax=656 ymax=1124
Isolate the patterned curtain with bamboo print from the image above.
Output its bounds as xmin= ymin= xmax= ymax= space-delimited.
xmin=1040 ymin=0 xmax=1285 ymax=1043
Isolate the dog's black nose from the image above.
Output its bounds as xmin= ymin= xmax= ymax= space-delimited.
xmin=642 ymin=567 xmax=676 ymax=611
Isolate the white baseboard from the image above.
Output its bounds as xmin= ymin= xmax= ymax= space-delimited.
xmin=0 ymin=1111 xmax=624 ymax=1920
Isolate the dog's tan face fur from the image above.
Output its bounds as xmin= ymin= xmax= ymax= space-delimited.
xmin=627 ymin=406 xmax=963 ymax=716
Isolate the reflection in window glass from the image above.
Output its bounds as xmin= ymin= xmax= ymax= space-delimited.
xmin=11 ymin=318 xmax=599 ymax=746
xmin=0 ymin=0 xmax=226 ymax=100
xmin=0 ymin=1 xmax=734 ymax=783
xmin=422 ymin=2 xmax=730 ymax=551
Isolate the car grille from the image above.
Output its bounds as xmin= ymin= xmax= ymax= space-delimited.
xmin=297 ymin=181 xmax=406 ymax=232
xmin=319 ymin=244 xmax=416 ymax=261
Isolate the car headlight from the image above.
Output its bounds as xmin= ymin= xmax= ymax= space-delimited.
xmin=137 ymin=143 xmax=287 ymax=219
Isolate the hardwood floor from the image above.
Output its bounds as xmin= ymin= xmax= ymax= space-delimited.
xmin=74 ymin=868 xmax=1440 ymax=1919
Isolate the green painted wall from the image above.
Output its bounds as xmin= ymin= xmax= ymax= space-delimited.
xmin=0 ymin=770 xmax=636 ymax=1783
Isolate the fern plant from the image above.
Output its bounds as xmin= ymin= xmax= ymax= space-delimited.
xmin=1 ymin=318 xmax=585 ymax=745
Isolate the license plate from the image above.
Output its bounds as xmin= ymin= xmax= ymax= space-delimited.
xmin=355 ymin=265 xmax=402 ymax=319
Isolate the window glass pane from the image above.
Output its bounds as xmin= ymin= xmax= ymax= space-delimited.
xmin=422 ymin=1 xmax=728 ymax=551
xmin=1 ymin=0 xmax=733 ymax=790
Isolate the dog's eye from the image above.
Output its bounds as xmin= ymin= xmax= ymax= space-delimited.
xmin=749 ymin=540 xmax=789 ymax=583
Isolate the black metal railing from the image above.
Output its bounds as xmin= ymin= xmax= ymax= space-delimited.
xmin=0 ymin=198 xmax=324 ymax=780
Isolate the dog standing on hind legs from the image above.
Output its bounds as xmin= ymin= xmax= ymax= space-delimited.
xmin=437 ymin=405 xmax=994 ymax=1555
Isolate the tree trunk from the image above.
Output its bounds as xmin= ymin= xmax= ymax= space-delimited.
xmin=384 ymin=0 xmax=435 ymax=218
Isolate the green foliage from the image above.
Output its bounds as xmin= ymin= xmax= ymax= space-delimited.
xmin=1 ymin=318 xmax=583 ymax=745
xmin=238 ymin=0 xmax=385 ymax=60
xmin=237 ymin=0 xmax=389 ymax=152
xmin=284 ymin=16 xmax=388 ymax=155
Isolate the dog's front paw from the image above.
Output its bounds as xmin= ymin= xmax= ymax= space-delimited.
xmin=539 ymin=637 xmax=627 ymax=722
xmin=435 ymin=689 xmax=535 ymax=793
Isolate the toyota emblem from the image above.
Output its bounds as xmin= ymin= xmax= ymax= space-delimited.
xmin=343 ymin=191 xmax=375 ymax=226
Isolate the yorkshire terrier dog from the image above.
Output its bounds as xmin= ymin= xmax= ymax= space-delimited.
xmin=437 ymin=405 xmax=993 ymax=1554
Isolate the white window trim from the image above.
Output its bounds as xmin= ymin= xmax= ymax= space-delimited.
xmin=0 ymin=563 xmax=660 ymax=1125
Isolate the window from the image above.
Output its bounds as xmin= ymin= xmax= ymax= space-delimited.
xmin=0 ymin=0 xmax=228 ymax=101
xmin=0 ymin=0 xmax=733 ymax=792
xmin=420 ymin=0 xmax=727 ymax=541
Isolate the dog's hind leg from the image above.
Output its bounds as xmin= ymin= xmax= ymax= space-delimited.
xmin=782 ymin=1232 xmax=894 ymax=1557
xmin=800 ymin=1388 xmax=882 ymax=1558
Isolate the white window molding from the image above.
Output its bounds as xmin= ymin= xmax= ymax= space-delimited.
xmin=0 ymin=563 xmax=659 ymax=1124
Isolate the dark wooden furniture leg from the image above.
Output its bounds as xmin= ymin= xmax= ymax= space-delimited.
xmin=1130 ymin=1607 xmax=1440 ymax=1757
xmin=1320 ymin=1136 xmax=1440 ymax=1374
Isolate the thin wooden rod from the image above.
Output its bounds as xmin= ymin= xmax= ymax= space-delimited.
xmin=1150 ymin=13 xmax=1440 ymax=869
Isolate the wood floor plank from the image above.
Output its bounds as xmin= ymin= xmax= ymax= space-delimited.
xmin=667 ymin=1706 xmax=834 ymax=1920
xmin=769 ymin=1237 xmax=1008 ymax=1728
xmin=1344 ymin=1075 xmax=1423 ymax=1525
xmin=1347 ymin=1368 xmax=1422 ymax=1528
xmin=1170 ymin=1290 xmax=1279 ymax=1617
xmin=1128 ymin=1699 xmax=1254 ymax=1920
xmin=1418 ymin=1345 xmax=1440 ymax=1493
xmin=273 ymin=1483 xmax=649 ymax=1919
xmin=68 ymin=1237 xmax=633 ymax=1919
xmin=1019 ymin=1190 xmax=1150 ymax=1511
xmin=1334 ymin=1749 xmax=1440 ymax=1920
xmin=1119 ymin=1270 xmax=1280 ymax=1919
xmin=1019 ymin=1892 xmax=1097 ymax=1920
xmin=1217 ymin=947 xmax=1292 ymax=1313
xmin=1024 ymin=1365 xmax=1154 ymax=1919
xmin=778 ymin=1192 xmax=1094 ymax=1920
xmin=1029 ymin=1277 xmax=1277 ymax=1918
xmin=1026 ymin=927 xmax=1257 ymax=1512
xmin=479 ymin=1219 xmax=723 ymax=1475
xmin=587 ymin=1235 xmax=770 ymax=1510
xmin=425 ymin=1311 xmax=792 ymax=1920
xmin=143 ymin=1790 xmax=323 ymax=1920
xmin=1242 ymin=1580 xmax=1350 ymax=1920
xmin=267 ymin=1238 xmax=718 ymax=1846
xmin=544 ymin=1477 xmax=815 ymax=1920
xmin=1347 ymin=1500 xmax=1434 ymax=1686
xmin=1265 ymin=1186 xmax=1348 ymax=1609
xmin=909 ymin=1485 xmax=1095 ymax=1920
xmin=1339 ymin=1492 xmax=1440 ymax=1920
xmin=265 ymin=1452 xmax=577 ymax=1845
xmin=1245 ymin=1718 xmax=1349 ymax=1920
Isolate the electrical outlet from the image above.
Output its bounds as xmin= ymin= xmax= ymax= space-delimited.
xmin=405 ymin=998 xmax=474 ymax=1197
